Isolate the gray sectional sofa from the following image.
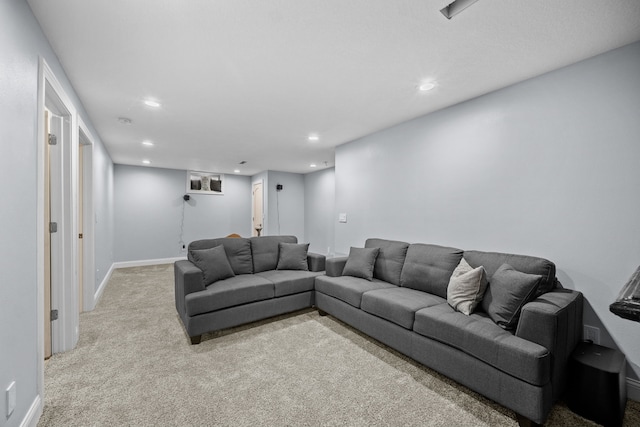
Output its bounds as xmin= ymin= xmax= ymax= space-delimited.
xmin=174 ymin=236 xmax=583 ymax=425
xmin=174 ymin=235 xmax=325 ymax=344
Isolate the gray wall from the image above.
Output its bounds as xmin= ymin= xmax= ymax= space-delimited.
xmin=266 ymin=171 xmax=306 ymax=241
xmin=304 ymin=168 xmax=336 ymax=254
xmin=335 ymin=42 xmax=640 ymax=378
xmin=94 ymin=144 xmax=115 ymax=288
xmin=114 ymin=165 xmax=251 ymax=261
xmin=0 ymin=0 xmax=114 ymax=424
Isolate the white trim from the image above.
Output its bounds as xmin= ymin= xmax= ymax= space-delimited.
xmin=19 ymin=394 xmax=42 ymax=427
xmin=113 ymin=257 xmax=187 ymax=269
xmin=94 ymin=263 xmax=114 ymax=307
xmin=628 ymin=377 xmax=640 ymax=402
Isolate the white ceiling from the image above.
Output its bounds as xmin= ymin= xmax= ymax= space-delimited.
xmin=28 ymin=0 xmax=640 ymax=176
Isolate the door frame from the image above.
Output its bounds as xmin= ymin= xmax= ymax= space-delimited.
xmin=78 ymin=117 xmax=96 ymax=312
xmin=36 ymin=57 xmax=79 ymax=405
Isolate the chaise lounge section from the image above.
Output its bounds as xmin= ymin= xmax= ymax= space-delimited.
xmin=315 ymin=238 xmax=583 ymax=425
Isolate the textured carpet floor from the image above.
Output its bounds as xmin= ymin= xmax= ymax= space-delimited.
xmin=39 ymin=264 xmax=640 ymax=426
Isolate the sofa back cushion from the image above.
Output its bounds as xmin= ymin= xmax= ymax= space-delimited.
xmin=188 ymin=237 xmax=253 ymax=275
xmin=400 ymin=243 xmax=463 ymax=298
xmin=463 ymin=250 xmax=556 ymax=297
xmin=250 ymin=235 xmax=298 ymax=273
xmin=365 ymin=238 xmax=409 ymax=286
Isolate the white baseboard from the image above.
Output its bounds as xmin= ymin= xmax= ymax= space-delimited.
xmin=628 ymin=377 xmax=640 ymax=402
xmin=113 ymin=257 xmax=186 ymax=269
xmin=20 ymin=394 xmax=42 ymax=427
xmin=94 ymin=263 xmax=114 ymax=307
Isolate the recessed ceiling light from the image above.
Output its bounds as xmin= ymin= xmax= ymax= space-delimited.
xmin=142 ymin=160 xmax=151 ymax=165
xmin=308 ymin=135 xmax=319 ymax=142
xmin=234 ymin=169 xmax=240 ymax=173
xmin=440 ymin=0 xmax=481 ymax=19
xmin=117 ymin=117 xmax=132 ymax=125
xmin=310 ymin=163 xmax=317 ymax=168
xmin=144 ymin=99 xmax=161 ymax=108
xmin=419 ymin=82 xmax=436 ymax=92
xmin=142 ymin=141 xmax=154 ymax=146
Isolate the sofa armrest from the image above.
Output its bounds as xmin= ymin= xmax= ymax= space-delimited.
xmin=174 ymin=260 xmax=205 ymax=315
xmin=326 ymin=256 xmax=348 ymax=277
xmin=516 ymin=289 xmax=583 ymax=399
xmin=307 ymin=252 xmax=326 ymax=272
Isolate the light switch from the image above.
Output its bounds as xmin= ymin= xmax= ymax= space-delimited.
xmin=338 ymin=213 xmax=347 ymax=223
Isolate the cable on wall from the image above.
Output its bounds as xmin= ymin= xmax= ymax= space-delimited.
xmin=276 ymin=183 xmax=283 ymax=235
xmin=179 ymin=194 xmax=189 ymax=252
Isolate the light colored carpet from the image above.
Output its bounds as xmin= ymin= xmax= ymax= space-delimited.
xmin=39 ymin=264 xmax=639 ymax=426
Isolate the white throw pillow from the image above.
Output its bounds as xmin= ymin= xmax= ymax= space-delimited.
xmin=447 ymin=258 xmax=488 ymax=315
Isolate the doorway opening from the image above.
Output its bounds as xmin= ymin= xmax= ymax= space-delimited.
xmin=37 ymin=58 xmax=80 ymax=409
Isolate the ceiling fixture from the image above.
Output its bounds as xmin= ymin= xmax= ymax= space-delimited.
xmin=234 ymin=169 xmax=240 ymax=173
xmin=310 ymin=163 xmax=317 ymax=168
xmin=419 ymin=82 xmax=436 ymax=91
xmin=440 ymin=0 xmax=481 ymax=19
xmin=308 ymin=135 xmax=319 ymax=142
xmin=117 ymin=117 xmax=132 ymax=125
xmin=142 ymin=159 xmax=151 ymax=165
xmin=142 ymin=140 xmax=154 ymax=146
xmin=144 ymin=99 xmax=161 ymax=108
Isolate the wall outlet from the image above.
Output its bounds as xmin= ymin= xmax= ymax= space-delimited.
xmin=338 ymin=213 xmax=347 ymax=223
xmin=180 ymin=243 xmax=187 ymax=253
xmin=584 ymin=325 xmax=600 ymax=344
xmin=6 ymin=381 xmax=16 ymax=417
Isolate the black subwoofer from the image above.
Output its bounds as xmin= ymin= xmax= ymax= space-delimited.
xmin=567 ymin=341 xmax=627 ymax=427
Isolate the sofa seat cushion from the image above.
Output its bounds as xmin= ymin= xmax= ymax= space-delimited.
xmin=413 ymin=304 xmax=550 ymax=386
xmin=255 ymin=270 xmax=323 ymax=297
xmin=185 ymin=275 xmax=274 ymax=316
xmin=361 ymin=288 xmax=446 ymax=329
xmin=315 ymin=275 xmax=396 ymax=308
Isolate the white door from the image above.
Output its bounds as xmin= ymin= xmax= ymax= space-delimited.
xmin=252 ymin=182 xmax=264 ymax=236
xmin=47 ymin=112 xmax=64 ymax=356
